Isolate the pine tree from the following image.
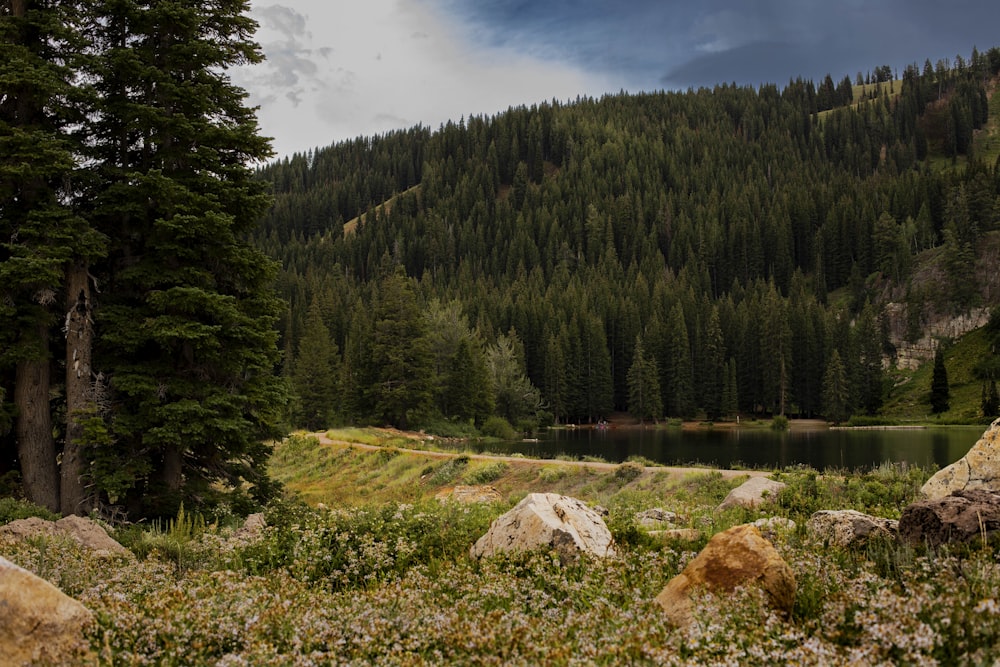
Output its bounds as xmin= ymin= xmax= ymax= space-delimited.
xmin=1 ymin=0 xmax=102 ymax=512
xmin=83 ymin=0 xmax=286 ymax=516
xmin=822 ymin=350 xmax=850 ymax=424
xmin=981 ymin=380 xmax=998 ymax=419
xmin=291 ymin=301 xmax=339 ymax=430
xmin=930 ymin=348 xmax=950 ymax=414
xmin=627 ymin=335 xmax=662 ymax=422
xmin=366 ymin=268 xmax=434 ymax=429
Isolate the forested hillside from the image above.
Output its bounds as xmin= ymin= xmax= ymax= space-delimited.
xmin=257 ymin=48 xmax=1000 ymax=432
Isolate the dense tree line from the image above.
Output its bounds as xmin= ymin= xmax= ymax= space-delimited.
xmin=1 ymin=0 xmax=284 ymax=518
xmin=258 ymin=47 xmax=1000 ymax=431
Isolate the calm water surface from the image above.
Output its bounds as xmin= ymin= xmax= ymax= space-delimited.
xmin=467 ymin=425 xmax=985 ymax=470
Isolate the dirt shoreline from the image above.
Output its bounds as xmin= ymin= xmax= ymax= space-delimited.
xmin=309 ymin=431 xmax=774 ymax=481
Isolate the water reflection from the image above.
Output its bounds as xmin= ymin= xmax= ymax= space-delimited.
xmin=467 ymin=425 xmax=985 ymax=470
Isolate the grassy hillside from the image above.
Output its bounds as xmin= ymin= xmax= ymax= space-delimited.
xmin=882 ymin=326 xmax=992 ymax=422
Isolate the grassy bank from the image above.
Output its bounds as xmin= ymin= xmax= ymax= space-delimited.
xmin=7 ymin=435 xmax=1000 ymax=664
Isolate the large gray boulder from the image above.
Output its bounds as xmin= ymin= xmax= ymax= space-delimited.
xmin=0 ymin=556 xmax=95 ymax=666
xmin=471 ymin=493 xmax=616 ymax=563
xmin=806 ymin=510 xmax=898 ymax=548
xmin=899 ymin=489 xmax=1000 ymax=547
xmin=921 ymin=418 xmax=1000 ymax=500
xmin=717 ymin=477 xmax=787 ymax=511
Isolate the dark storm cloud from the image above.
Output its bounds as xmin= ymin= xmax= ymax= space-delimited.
xmin=432 ymin=0 xmax=1000 ymax=90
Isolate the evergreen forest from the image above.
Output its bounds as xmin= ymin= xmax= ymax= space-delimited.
xmin=4 ymin=0 xmax=1000 ymax=521
xmin=258 ymin=48 xmax=1000 ymax=435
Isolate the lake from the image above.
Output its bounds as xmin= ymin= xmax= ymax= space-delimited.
xmin=465 ymin=423 xmax=987 ymax=471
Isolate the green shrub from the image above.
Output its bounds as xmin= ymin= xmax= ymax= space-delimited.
xmin=429 ymin=455 xmax=470 ymax=485
xmin=481 ymin=416 xmax=518 ymax=440
xmin=463 ymin=461 xmax=508 ymax=485
xmin=770 ymin=415 xmax=789 ymax=431
xmin=614 ymin=462 xmax=644 ymax=483
xmin=0 ymin=497 xmax=60 ymax=524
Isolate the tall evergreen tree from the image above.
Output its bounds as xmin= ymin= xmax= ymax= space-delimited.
xmin=627 ymin=335 xmax=662 ymax=422
xmin=930 ymin=348 xmax=950 ymax=414
xmin=366 ymin=268 xmax=434 ymax=429
xmin=822 ymin=350 xmax=850 ymax=424
xmin=1 ymin=0 xmax=103 ymax=512
xmin=83 ymin=0 xmax=286 ymax=516
xmin=291 ymin=301 xmax=339 ymax=430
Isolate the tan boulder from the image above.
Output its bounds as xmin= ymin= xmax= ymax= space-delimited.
xmin=655 ymin=524 xmax=796 ymax=627
xmin=0 ymin=516 xmax=60 ymax=540
xmin=55 ymin=515 xmax=131 ymax=557
xmin=471 ymin=493 xmax=616 ymax=562
xmin=0 ymin=556 xmax=95 ymax=666
xmin=435 ymin=485 xmax=503 ymax=504
xmin=921 ymin=418 xmax=1000 ymax=500
xmin=1 ymin=516 xmax=130 ymax=558
xmin=717 ymin=477 xmax=787 ymax=511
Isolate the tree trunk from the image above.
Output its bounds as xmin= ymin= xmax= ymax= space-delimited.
xmin=15 ymin=328 xmax=59 ymax=512
xmin=61 ymin=263 xmax=94 ymax=515
xmin=162 ymin=444 xmax=183 ymax=497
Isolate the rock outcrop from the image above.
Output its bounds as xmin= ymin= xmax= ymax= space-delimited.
xmin=0 ymin=516 xmax=130 ymax=557
xmin=635 ymin=508 xmax=682 ymax=528
xmin=806 ymin=510 xmax=898 ymax=548
xmin=471 ymin=493 xmax=616 ymax=562
xmin=920 ymin=418 xmax=1000 ymax=500
xmin=717 ymin=477 xmax=787 ymax=511
xmin=0 ymin=556 xmax=95 ymax=666
xmin=899 ymin=489 xmax=1000 ymax=546
xmin=655 ymin=524 xmax=795 ymax=627
xmin=435 ymin=485 xmax=503 ymax=504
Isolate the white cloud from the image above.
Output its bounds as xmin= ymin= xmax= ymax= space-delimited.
xmin=230 ymin=0 xmax=611 ymax=158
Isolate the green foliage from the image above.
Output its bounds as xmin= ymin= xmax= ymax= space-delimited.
xmin=242 ymin=500 xmax=494 ymax=589
xmin=931 ymin=348 xmax=951 ymax=414
xmin=428 ymin=455 xmax=470 ymax=485
xmin=0 ymin=497 xmax=61 ymax=524
xmin=770 ymin=415 xmax=790 ymax=431
xmin=481 ymin=415 xmax=518 ymax=440
xmin=613 ymin=461 xmax=644 ymax=483
xmin=463 ymin=461 xmax=509 ymax=485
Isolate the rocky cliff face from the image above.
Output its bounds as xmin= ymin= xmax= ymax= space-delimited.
xmin=884 ymin=304 xmax=991 ymax=370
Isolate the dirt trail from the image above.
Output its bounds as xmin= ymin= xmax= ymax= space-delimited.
xmin=309 ymin=432 xmax=774 ymax=481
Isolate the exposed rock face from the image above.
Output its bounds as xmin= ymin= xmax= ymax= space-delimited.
xmin=470 ymin=493 xmax=616 ymax=562
xmin=899 ymin=489 xmax=1000 ymax=547
xmin=806 ymin=510 xmax=898 ymax=548
xmin=435 ymin=485 xmax=503 ymax=504
xmin=0 ymin=556 xmax=95 ymax=666
xmin=0 ymin=516 xmax=130 ymax=558
xmin=655 ymin=524 xmax=795 ymax=627
xmin=636 ymin=508 xmax=682 ymax=528
xmin=921 ymin=418 xmax=1000 ymax=500
xmin=717 ymin=477 xmax=787 ymax=511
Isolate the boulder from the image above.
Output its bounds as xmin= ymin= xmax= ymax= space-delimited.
xmin=0 ymin=516 xmax=60 ymax=540
xmin=752 ymin=517 xmax=797 ymax=540
xmin=435 ymin=485 xmax=503 ymax=504
xmin=806 ymin=510 xmax=898 ymax=548
xmin=717 ymin=477 xmax=786 ymax=511
xmin=636 ymin=508 xmax=682 ymax=528
xmin=1 ymin=516 xmax=130 ymax=558
xmin=471 ymin=493 xmax=616 ymax=563
xmin=899 ymin=489 xmax=1000 ymax=547
xmin=921 ymin=418 xmax=1000 ymax=500
xmin=648 ymin=528 xmax=702 ymax=542
xmin=232 ymin=513 xmax=267 ymax=541
xmin=55 ymin=516 xmax=131 ymax=557
xmin=655 ymin=524 xmax=795 ymax=627
xmin=0 ymin=556 xmax=95 ymax=666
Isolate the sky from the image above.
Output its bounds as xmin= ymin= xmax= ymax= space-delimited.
xmin=229 ymin=0 xmax=1000 ymax=160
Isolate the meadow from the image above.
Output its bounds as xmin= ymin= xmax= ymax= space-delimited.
xmin=4 ymin=434 xmax=1000 ymax=665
